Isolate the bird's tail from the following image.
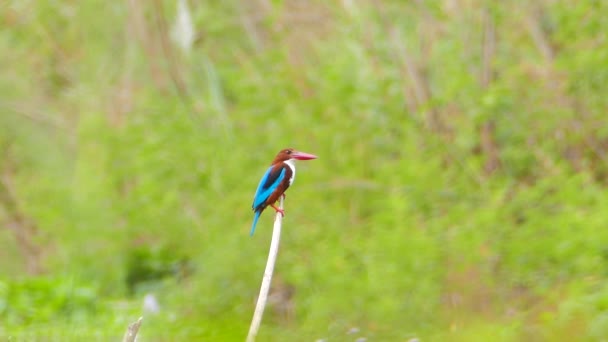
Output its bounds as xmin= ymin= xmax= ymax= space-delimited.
xmin=250 ymin=211 xmax=261 ymax=236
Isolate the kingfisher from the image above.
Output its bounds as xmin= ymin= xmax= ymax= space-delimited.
xmin=250 ymin=148 xmax=318 ymax=236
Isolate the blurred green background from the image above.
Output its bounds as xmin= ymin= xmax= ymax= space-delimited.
xmin=1 ymin=0 xmax=608 ymax=340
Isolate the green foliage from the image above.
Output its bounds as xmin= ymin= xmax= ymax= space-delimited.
xmin=0 ymin=277 xmax=99 ymax=325
xmin=1 ymin=0 xmax=608 ymax=340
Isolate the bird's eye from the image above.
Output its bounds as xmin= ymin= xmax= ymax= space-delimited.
xmin=286 ymin=150 xmax=292 ymax=154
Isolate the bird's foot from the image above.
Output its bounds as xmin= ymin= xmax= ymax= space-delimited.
xmin=270 ymin=204 xmax=285 ymax=217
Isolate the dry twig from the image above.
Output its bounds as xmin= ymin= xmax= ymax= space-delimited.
xmin=122 ymin=317 xmax=144 ymax=342
xmin=246 ymin=196 xmax=285 ymax=342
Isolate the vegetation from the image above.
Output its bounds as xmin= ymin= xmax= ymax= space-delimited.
xmin=1 ymin=0 xmax=608 ymax=340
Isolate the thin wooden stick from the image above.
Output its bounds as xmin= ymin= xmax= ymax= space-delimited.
xmin=122 ymin=317 xmax=143 ymax=342
xmin=246 ymin=196 xmax=284 ymax=342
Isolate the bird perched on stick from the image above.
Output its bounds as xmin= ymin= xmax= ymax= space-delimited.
xmin=250 ymin=148 xmax=317 ymax=236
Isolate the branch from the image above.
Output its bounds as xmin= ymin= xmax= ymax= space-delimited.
xmin=480 ymin=7 xmax=495 ymax=88
xmin=247 ymin=196 xmax=284 ymax=342
xmin=389 ymin=27 xmax=443 ymax=133
xmin=479 ymin=7 xmax=501 ymax=175
xmin=122 ymin=317 xmax=144 ymax=342
xmin=0 ymin=149 xmax=43 ymax=274
xmin=152 ymin=0 xmax=191 ymax=104
xmin=525 ymin=7 xmax=555 ymax=62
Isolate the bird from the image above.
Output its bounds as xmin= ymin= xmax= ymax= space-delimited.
xmin=250 ymin=148 xmax=318 ymax=236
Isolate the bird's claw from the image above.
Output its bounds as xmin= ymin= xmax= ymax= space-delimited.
xmin=270 ymin=204 xmax=285 ymax=217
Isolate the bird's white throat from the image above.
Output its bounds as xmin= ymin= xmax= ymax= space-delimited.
xmin=285 ymin=159 xmax=296 ymax=185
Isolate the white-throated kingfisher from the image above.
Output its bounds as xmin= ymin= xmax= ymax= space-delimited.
xmin=250 ymin=148 xmax=318 ymax=236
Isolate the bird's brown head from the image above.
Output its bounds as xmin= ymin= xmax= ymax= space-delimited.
xmin=272 ymin=148 xmax=318 ymax=164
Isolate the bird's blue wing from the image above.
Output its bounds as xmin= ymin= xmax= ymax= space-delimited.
xmin=251 ymin=165 xmax=286 ymax=236
xmin=252 ymin=166 xmax=286 ymax=210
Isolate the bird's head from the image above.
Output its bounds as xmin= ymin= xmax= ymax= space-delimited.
xmin=273 ymin=148 xmax=317 ymax=164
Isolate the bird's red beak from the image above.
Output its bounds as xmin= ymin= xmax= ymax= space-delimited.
xmin=292 ymin=151 xmax=318 ymax=160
